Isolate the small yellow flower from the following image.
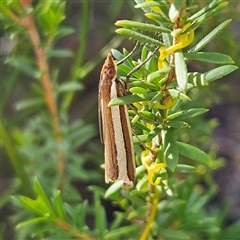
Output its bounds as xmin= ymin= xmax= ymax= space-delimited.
xmin=158 ymin=23 xmax=194 ymax=63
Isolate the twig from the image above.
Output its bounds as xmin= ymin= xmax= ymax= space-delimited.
xmin=19 ymin=0 xmax=65 ymax=188
xmin=140 ymin=186 xmax=160 ymax=240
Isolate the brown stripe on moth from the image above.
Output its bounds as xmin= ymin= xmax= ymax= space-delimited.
xmin=99 ymin=53 xmax=135 ymax=188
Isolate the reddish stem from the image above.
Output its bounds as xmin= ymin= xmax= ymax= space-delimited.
xmin=19 ymin=1 xmax=65 ymax=188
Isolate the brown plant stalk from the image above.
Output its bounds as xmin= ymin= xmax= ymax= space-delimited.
xmin=18 ymin=0 xmax=65 ymax=188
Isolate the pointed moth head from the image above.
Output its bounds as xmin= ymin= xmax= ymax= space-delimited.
xmin=100 ymin=53 xmax=117 ymax=82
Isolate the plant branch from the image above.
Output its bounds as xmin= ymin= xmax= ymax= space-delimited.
xmin=19 ymin=0 xmax=65 ymax=188
xmin=140 ymin=186 xmax=160 ymax=240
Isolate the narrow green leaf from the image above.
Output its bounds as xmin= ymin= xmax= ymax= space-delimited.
xmin=176 ymin=142 xmax=209 ymax=164
xmin=145 ymin=12 xmax=171 ymax=24
xmin=132 ymin=190 xmax=153 ymax=203
xmin=167 ymin=108 xmax=208 ymax=121
xmin=145 ymin=53 xmax=158 ymax=72
xmin=31 ymin=225 xmax=61 ymax=238
xmin=175 ymin=51 xmax=188 ymax=92
xmin=15 ymin=98 xmax=45 ymax=111
xmin=205 ymin=65 xmax=238 ymax=83
xmin=111 ymin=49 xmax=125 ymax=62
xmin=109 ymin=213 xmax=125 ymax=232
xmin=122 ymin=48 xmax=140 ymax=68
xmin=58 ymin=82 xmax=84 ymax=93
xmin=188 ymin=0 xmax=226 ymax=21
xmin=91 ymin=204 xmax=107 ymax=237
xmin=108 ymin=92 xmax=156 ymax=106
xmin=115 ymin=20 xmax=171 ymax=33
xmin=53 ymin=190 xmax=68 ymax=221
xmin=159 ymin=77 xmax=168 ymax=87
xmin=37 ymin=2 xmax=66 ymax=35
xmin=116 ymin=28 xmax=163 ymax=46
xmin=201 ymin=2 xmax=228 ymax=22
xmin=130 ymin=87 xmax=149 ymax=94
xmin=185 ymin=2 xmax=228 ymax=35
xmin=118 ymin=64 xmax=142 ymax=79
xmin=131 ymin=120 xmax=151 ymax=132
xmin=136 ymin=176 xmax=148 ymax=192
xmin=5 ymin=56 xmax=41 ymax=79
xmin=16 ymin=216 xmax=48 ymax=230
xmin=175 ymin=164 xmax=196 ymax=173
xmin=47 ymin=49 xmax=74 ymax=58
xmin=33 ymin=178 xmax=52 ymax=213
xmin=160 ymin=228 xmax=191 ymax=240
xmin=18 ymin=196 xmax=45 ymax=216
xmin=162 ymin=129 xmax=178 ymax=171
xmin=168 ymin=89 xmax=191 ymax=102
xmin=130 ymin=80 xmax=159 ymax=90
xmin=188 ymin=72 xmax=208 ymax=86
xmin=89 ymin=186 xmax=106 ymax=237
xmin=185 ymin=52 xmax=234 ymax=64
xmin=76 ymin=200 xmax=88 ymax=228
xmin=64 ymin=201 xmax=88 ymax=229
xmin=117 ymin=64 xmax=133 ymax=75
xmin=133 ymin=134 xmax=148 ymax=144
xmin=141 ymin=45 xmax=149 ymax=62
xmin=135 ymin=1 xmax=161 ymax=10
xmin=109 ymin=95 xmax=142 ymax=106
xmin=189 ymin=19 xmax=231 ymax=52
xmin=105 ymin=225 xmax=138 ymax=239
xmin=139 ymin=111 xmax=157 ymax=122
xmin=104 ymin=182 xmax=122 ymax=198
xmin=147 ymin=66 xmax=172 ymax=82
xmin=54 ymin=26 xmax=75 ymax=40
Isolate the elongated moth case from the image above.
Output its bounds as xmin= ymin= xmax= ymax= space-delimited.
xmin=98 ymin=53 xmax=135 ymax=188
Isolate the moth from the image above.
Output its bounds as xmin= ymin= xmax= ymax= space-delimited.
xmin=98 ymin=53 xmax=135 ymax=188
